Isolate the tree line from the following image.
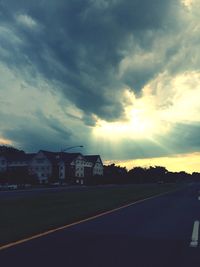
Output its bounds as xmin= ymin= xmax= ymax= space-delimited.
xmin=0 ymin=145 xmax=200 ymax=186
xmin=87 ymin=164 xmax=200 ymax=185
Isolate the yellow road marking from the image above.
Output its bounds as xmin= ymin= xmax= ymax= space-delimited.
xmin=0 ymin=189 xmax=176 ymax=251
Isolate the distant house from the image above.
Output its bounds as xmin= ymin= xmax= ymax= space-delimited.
xmin=55 ymin=153 xmax=104 ymax=185
xmin=29 ymin=151 xmax=87 ymax=184
xmin=0 ymin=152 xmax=35 ymax=173
xmin=0 ymin=152 xmax=36 ymax=184
xmin=0 ymin=149 xmax=104 ymax=185
xmin=84 ymin=155 xmax=104 ymax=177
xmin=7 ymin=153 xmax=34 ymax=171
xmin=58 ymin=153 xmax=85 ymax=184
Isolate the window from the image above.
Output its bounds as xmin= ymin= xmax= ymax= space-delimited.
xmin=36 ymin=159 xmax=44 ymax=163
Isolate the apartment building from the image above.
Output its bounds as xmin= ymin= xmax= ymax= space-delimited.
xmin=0 ymin=149 xmax=104 ymax=184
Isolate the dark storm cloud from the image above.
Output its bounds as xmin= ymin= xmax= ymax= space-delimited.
xmin=34 ymin=111 xmax=72 ymax=138
xmin=0 ymin=111 xmax=72 ymax=152
xmin=0 ymin=0 xmax=180 ymax=123
xmin=4 ymin=127 xmax=69 ymax=152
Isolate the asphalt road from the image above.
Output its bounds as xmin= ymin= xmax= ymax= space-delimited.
xmin=1 ymin=184 xmax=200 ymax=267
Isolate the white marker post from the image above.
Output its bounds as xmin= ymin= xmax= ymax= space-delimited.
xmin=190 ymin=221 xmax=199 ymax=247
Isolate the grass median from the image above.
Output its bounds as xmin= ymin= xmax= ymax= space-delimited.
xmin=0 ymin=183 xmax=181 ymax=246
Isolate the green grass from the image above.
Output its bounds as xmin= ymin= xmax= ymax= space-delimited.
xmin=0 ymin=183 xmax=180 ymax=246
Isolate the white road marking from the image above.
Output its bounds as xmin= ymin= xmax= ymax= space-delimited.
xmin=198 ymin=196 xmax=200 ymax=200
xmin=190 ymin=220 xmax=199 ymax=247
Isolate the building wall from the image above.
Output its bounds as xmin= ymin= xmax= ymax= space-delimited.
xmin=93 ymin=159 xmax=104 ymax=176
xmin=83 ymin=157 xmax=104 ymax=177
xmin=0 ymin=152 xmax=104 ymax=184
xmin=84 ymin=162 xmax=93 ymax=177
xmin=74 ymin=155 xmax=85 ymax=178
xmin=8 ymin=161 xmax=27 ymax=167
xmin=59 ymin=161 xmax=65 ymax=180
xmin=0 ymin=156 xmax=7 ymax=172
xmin=29 ymin=152 xmax=52 ymax=183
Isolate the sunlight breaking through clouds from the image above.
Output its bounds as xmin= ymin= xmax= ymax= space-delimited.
xmin=94 ymin=70 xmax=200 ymax=142
xmin=182 ymin=0 xmax=193 ymax=8
xmin=0 ymin=0 xmax=200 ymax=170
xmin=93 ymin=89 xmax=171 ymax=141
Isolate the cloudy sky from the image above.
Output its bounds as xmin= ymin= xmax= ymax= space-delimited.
xmin=0 ymin=0 xmax=200 ymax=172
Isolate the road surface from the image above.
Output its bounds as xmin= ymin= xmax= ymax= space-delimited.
xmin=1 ymin=183 xmax=200 ymax=267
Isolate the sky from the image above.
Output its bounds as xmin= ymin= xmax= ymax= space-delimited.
xmin=0 ymin=0 xmax=200 ymax=173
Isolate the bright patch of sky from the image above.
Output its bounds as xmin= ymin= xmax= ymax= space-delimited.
xmin=0 ymin=0 xmax=200 ymax=172
xmin=109 ymin=152 xmax=200 ymax=174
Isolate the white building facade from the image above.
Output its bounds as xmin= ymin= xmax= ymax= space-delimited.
xmin=85 ymin=155 xmax=104 ymax=176
xmin=29 ymin=151 xmax=53 ymax=184
xmin=0 ymin=150 xmax=104 ymax=185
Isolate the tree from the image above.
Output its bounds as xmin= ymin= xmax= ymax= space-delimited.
xmin=192 ymin=172 xmax=200 ymax=182
xmin=127 ymin=167 xmax=147 ymax=183
xmin=146 ymin=166 xmax=168 ymax=183
xmin=103 ymin=164 xmax=128 ymax=184
xmin=0 ymin=145 xmax=24 ymax=154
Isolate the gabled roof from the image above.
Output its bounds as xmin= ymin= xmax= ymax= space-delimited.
xmin=85 ymin=155 xmax=102 ymax=165
xmin=60 ymin=152 xmax=83 ymax=164
xmin=39 ymin=151 xmax=83 ymax=164
xmin=39 ymin=150 xmax=60 ymax=163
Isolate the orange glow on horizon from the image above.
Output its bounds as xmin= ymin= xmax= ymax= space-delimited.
xmin=104 ymin=152 xmax=200 ymax=174
xmin=0 ymin=138 xmax=12 ymax=145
